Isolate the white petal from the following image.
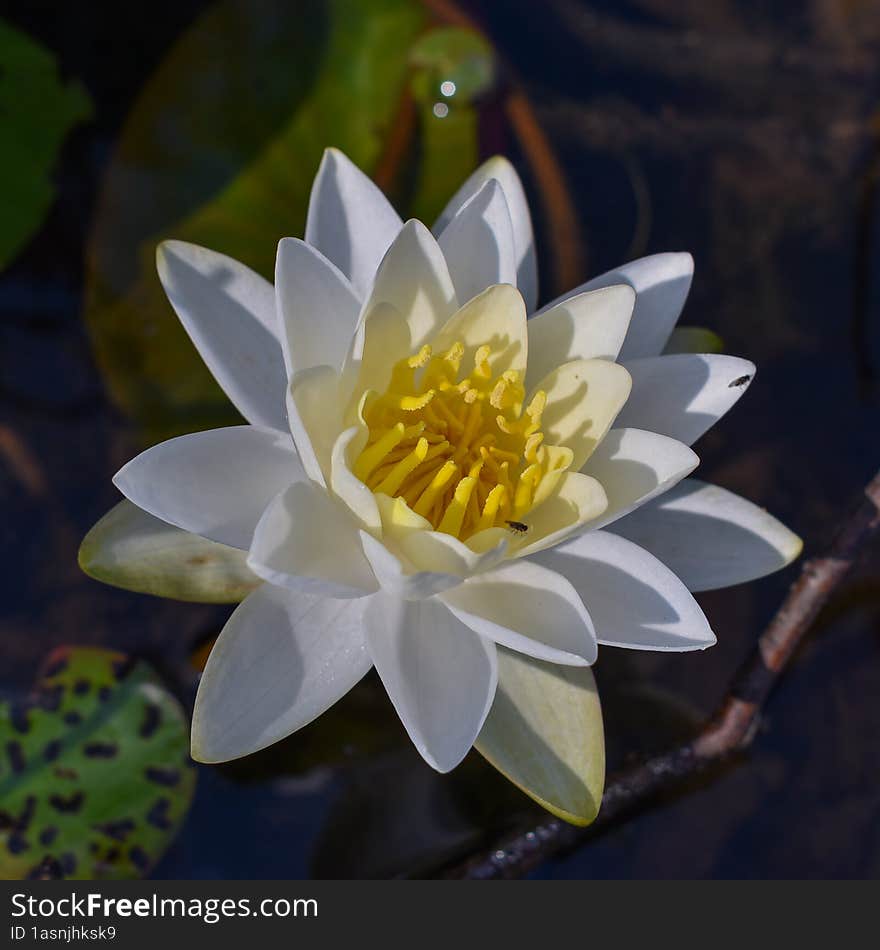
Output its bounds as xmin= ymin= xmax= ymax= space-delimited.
xmin=156 ymin=241 xmax=287 ymax=431
xmin=441 ymin=560 xmax=597 ymax=666
xmin=304 ymin=147 xmax=402 ymax=298
xmin=580 ymin=427 xmax=699 ymax=531
xmin=610 ymin=478 xmax=802 ymax=592
xmin=543 ymin=252 xmax=693 ymax=360
xmin=536 ymin=530 xmax=716 ymax=651
xmin=275 ymin=238 xmax=361 ymax=375
xmin=362 ymin=219 xmax=457 ymax=349
xmin=526 ymin=285 xmax=635 ymax=387
xmin=78 ymin=500 xmax=260 ymax=604
xmin=365 ymin=592 xmax=498 ymax=772
xmin=247 ymin=480 xmax=378 ymax=598
xmin=330 ymin=427 xmax=381 ymax=532
xmin=359 ymin=531 xmax=461 ymax=600
xmin=437 ymin=179 xmax=517 ymax=305
xmin=617 ymin=354 xmax=755 ymax=445
xmin=476 ymin=649 xmax=604 ymax=825
xmin=287 ymin=364 xmax=344 ymax=484
xmin=434 ymin=156 xmax=537 ymax=311
xmin=113 ymin=426 xmax=302 ymax=550
xmin=191 ymin=583 xmax=371 ymax=762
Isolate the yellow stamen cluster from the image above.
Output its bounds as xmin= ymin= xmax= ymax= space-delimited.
xmin=353 ymin=339 xmax=573 ymax=540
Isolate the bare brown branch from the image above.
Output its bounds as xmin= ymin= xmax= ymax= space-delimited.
xmin=447 ymin=468 xmax=880 ymax=879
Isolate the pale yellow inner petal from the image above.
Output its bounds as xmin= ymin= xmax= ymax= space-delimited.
xmin=533 ymin=358 xmax=632 ymax=471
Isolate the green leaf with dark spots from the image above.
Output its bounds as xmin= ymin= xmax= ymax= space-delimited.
xmin=0 ymin=648 xmax=196 ymax=879
xmin=79 ymin=500 xmax=259 ymax=604
xmin=0 ymin=18 xmax=92 ymax=269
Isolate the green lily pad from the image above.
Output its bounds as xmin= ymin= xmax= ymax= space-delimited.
xmin=664 ymin=325 xmax=724 ymax=354
xmin=84 ymin=0 xmax=429 ymax=445
xmin=410 ymin=26 xmax=495 ymax=103
xmin=475 ymin=647 xmax=605 ymax=826
xmin=0 ymin=19 xmax=92 ymax=269
xmin=0 ymin=647 xmax=196 ymax=879
xmin=79 ymin=500 xmax=260 ymax=604
xmin=405 ymin=26 xmax=496 ymax=223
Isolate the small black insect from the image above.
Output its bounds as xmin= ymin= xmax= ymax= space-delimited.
xmin=728 ymin=374 xmax=752 ymax=388
xmin=505 ymin=520 xmax=529 ymax=534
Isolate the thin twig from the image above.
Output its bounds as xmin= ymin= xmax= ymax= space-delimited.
xmin=372 ymin=89 xmax=418 ymax=197
xmin=447 ymin=468 xmax=880 ymax=879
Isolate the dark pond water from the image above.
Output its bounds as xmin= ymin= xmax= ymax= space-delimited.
xmin=1 ymin=0 xmax=878 ymax=878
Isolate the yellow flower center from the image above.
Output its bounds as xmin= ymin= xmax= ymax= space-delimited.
xmin=353 ymin=337 xmax=573 ymax=541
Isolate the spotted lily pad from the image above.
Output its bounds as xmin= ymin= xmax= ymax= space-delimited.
xmin=79 ymin=500 xmax=259 ymax=604
xmin=0 ymin=647 xmax=196 ymax=879
xmin=0 ymin=18 xmax=92 ymax=269
xmin=475 ymin=648 xmax=605 ymax=826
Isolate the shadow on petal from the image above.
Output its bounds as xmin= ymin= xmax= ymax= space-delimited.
xmin=610 ymin=479 xmax=802 ymax=592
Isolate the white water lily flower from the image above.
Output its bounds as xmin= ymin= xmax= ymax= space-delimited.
xmin=112 ymin=148 xmax=801 ymax=773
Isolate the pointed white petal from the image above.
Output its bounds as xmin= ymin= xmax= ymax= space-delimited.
xmin=536 ymin=530 xmax=716 ymax=651
xmin=476 ymin=649 xmax=604 ymax=825
xmin=610 ymin=478 xmax=802 ymax=592
xmin=542 ymin=252 xmax=693 ymax=360
xmin=191 ymin=583 xmax=372 ymax=762
xmin=78 ymin=500 xmax=260 ymax=604
xmin=437 ymin=179 xmax=517 ymax=305
xmin=113 ymin=426 xmax=302 ymax=550
xmin=247 ymin=480 xmax=377 ymax=598
xmin=434 ymin=156 xmax=537 ymax=310
xmin=363 ymin=219 xmax=458 ymax=348
xmin=304 ymin=147 xmax=402 ymax=298
xmin=365 ymin=592 xmax=498 ymax=772
xmin=287 ymin=364 xmax=344 ymax=485
xmin=156 ymin=241 xmax=287 ymax=431
xmin=526 ymin=285 xmax=635 ymax=387
xmin=358 ymin=531 xmax=461 ymax=600
xmin=441 ymin=560 xmax=597 ymax=666
xmin=275 ymin=238 xmax=361 ymax=375
xmin=617 ymin=354 xmax=755 ymax=445
xmin=581 ymin=427 xmax=699 ymax=531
